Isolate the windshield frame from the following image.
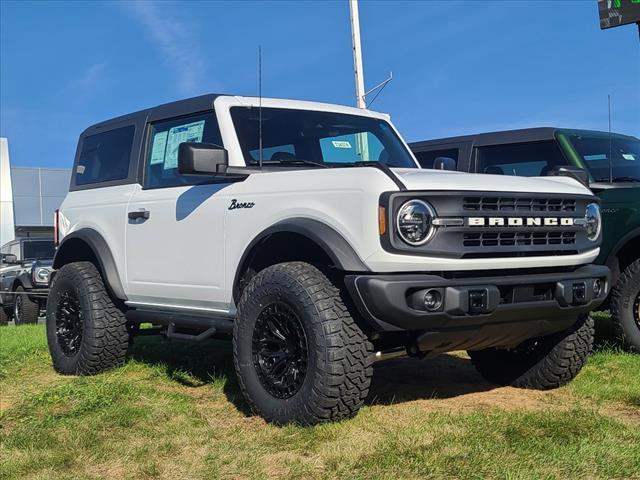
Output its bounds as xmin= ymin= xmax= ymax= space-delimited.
xmin=556 ymin=130 xmax=640 ymax=183
xmin=227 ymin=104 xmax=419 ymax=169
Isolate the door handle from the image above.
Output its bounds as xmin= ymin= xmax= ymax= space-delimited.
xmin=128 ymin=209 xmax=150 ymax=220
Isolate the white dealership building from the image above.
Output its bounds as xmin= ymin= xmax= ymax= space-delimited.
xmin=0 ymin=138 xmax=71 ymax=246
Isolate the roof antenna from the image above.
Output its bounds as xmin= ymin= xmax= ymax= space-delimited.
xmin=608 ymin=94 xmax=612 ymax=183
xmin=258 ymin=45 xmax=263 ymax=169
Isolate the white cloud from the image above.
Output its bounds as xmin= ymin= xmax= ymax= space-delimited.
xmin=65 ymin=62 xmax=108 ymax=96
xmin=122 ymin=1 xmax=209 ymax=96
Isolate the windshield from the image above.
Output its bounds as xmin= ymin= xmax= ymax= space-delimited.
xmin=563 ymin=133 xmax=640 ymax=182
xmin=230 ymin=107 xmax=417 ymax=168
xmin=22 ymin=240 xmax=55 ymax=260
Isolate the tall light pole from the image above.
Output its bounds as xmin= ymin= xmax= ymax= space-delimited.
xmin=349 ymin=0 xmax=366 ymax=109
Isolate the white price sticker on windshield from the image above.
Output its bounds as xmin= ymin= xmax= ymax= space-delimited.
xmin=332 ymin=140 xmax=352 ymax=149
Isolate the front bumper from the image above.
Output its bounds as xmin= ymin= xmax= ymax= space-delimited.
xmin=345 ymin=265 xmax=610 ymax=352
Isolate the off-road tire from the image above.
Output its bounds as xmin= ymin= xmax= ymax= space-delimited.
xmin=233 ymin=262 xmax=373 ymax=425
xmin=46 ymin=261 xmax=129 ymax=375
xmin=0 ymin=307 xmax=10 ymax=326
xmin=13 ymin=286 xmax=40 ymax=325
xmin=610 ymin=259 xmax=640 ymax=352
xmin=469 ymin=314 xmax=594 ymax=389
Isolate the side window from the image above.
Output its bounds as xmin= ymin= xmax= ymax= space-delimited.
xmin=144 ymin=113 xmax=222 ymax=189
xmin=414 ymin=148 xmax=459 ymax=169
xmin=477 ymin=141 xmax=567 ymax=176
xmin=319 ymin=132 xmax=385 ymax=163
xmin=75 ymin=125 xmax=135 ymax=186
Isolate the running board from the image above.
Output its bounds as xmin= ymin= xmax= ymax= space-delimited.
xmin=125 ymin=308 xmax=234 ymax=338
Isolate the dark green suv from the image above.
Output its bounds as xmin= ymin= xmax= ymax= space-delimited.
xmin=410 ymin=128 xmax=640 ymax=351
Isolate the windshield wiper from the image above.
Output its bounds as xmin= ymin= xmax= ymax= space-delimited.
xmin=270 ymin=158 xmax=329 ymax=168
xmin=593 ymin=176 xmax=640 ymax=183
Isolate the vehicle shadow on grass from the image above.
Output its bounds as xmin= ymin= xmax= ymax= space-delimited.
xmin=366 ymin=355 xmax=495 ymax=405
xmin=128 ymin=335 xmax=497 ymax=415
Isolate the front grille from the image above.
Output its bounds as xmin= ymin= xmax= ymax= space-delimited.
xmin=463 ymin=231 xmax=577 ymax=247
xmin=383 ymin=191 xmax=594 ymax=259
xmin=463 ymin=197 xmax=576 ymax=213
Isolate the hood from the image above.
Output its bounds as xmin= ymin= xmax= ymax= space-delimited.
xmin=24 ymin=259 xmax=54 ymax=268
xmin=390 ymin=168 xmax=593 ymax=196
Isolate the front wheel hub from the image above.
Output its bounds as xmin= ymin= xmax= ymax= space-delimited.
xmin=251 ymin=302 xmax=308 ymax=399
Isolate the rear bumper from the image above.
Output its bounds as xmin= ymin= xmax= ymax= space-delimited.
xmin=345 ymin=264 xmax=610 ymax=351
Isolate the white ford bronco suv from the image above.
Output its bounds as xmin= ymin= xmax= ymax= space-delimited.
xmin=48 ymin=94 xmax=609 ymax=425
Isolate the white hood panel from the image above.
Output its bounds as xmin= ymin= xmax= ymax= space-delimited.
xmin=390 ymin=168 xmax=592 ymax=196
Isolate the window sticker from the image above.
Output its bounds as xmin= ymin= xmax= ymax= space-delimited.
xmin=164 ymin=120 xmax=205 ymax=169
xmin=332 ymin=140 xmax=352 ymax=149
xmin=150 ymin=131 xmax=168 ymax=165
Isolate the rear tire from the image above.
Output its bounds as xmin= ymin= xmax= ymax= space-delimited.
xmin=233 ymin=262 xmax=373 ymax=425
xmin=46 ymin=261 xmax=129 ymax=375
xmin=469 ymin=314 xmax=594 ymax=389
xmin=13 ymin=286 xmax=40 ymax=325
xmin=610 ymin=259 xmax=640 ymax=353
xmin=0 ymin=307 xmax=9 ymax=326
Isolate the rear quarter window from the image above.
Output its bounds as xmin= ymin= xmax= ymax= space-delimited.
xmin=75 ymin=125 xmax=135 ymax=186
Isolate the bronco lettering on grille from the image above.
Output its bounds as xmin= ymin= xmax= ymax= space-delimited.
xmin=467 ymin=217 xmax=577 ymax=227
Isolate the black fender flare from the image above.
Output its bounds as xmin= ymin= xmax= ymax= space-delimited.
xmin=233 ymin=218 xmax=369 ymax=295
xmin=604 ymin=227 xmax=640 ymax=281
xmin=53 ymin=228 xmax=127 ymax=300
xmin=14 ymin=271 xmax=34 ymax=290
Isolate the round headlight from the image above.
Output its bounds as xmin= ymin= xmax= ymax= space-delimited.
xmin=396 ymin=200 xmax=436 ymax=246
xmin=585 ymin=203 xmax=601 ymax=241
xmin=34 ymin=267 xmax=50 ymax=284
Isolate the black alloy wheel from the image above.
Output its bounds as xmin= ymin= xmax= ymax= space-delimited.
xmin=55 ymin=290 xmax=84 ymax=356
xmin=251 ymin=301 xmax=308 ymax=399
xmin=634 ymin=292 xmax=640 ymax=330
xmin=13 ymin=295 xmax=23 ymax=322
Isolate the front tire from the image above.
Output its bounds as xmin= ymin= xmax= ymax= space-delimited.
xmin=610 ymin=259 xmax=640 ymax=352
xmin=469 ymin=314 xmax=594 ymax=389
xmin=13 ymin=286 xmax=40 ymax=325
xmin=233 ymin=262 xmax=373 ymax=425
xmin=46 ymin=261 xmax=129 ymax=375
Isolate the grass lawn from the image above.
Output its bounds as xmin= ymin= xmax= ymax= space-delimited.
xmin=1 ymin=319 xmax=639 ymax=480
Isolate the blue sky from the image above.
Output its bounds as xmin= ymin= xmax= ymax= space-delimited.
xmin=1 ymin=0 xmax=638 ymax=168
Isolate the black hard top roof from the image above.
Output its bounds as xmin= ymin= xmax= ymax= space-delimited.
xmin=409 ymin=127 xmax=638 ymax=149
xmin=83 ymin=93 xmax=223 ymax=134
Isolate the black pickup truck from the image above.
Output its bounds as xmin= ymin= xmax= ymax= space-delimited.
xmin=0 ymin=238 xmax=55 ymax=325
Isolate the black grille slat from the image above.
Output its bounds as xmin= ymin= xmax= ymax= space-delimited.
xmin=463 ymin=231 xmax=576 ymax=248
xmin=463 ymin=196 xmax=576 ymax=213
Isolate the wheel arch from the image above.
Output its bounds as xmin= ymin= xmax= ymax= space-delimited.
xmin=53 ymin=229 xmax=127 ymax=300
xmin=12 ymin=273 xmax=33 ymax=291
xmin=232 ymin=218 xmax=369 ymax=303
xmin=605 ymin=227 xmax=640 ymax=283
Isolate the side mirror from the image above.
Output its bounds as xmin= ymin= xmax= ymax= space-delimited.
xmin=546 ymin=166 xmax=589 ymax=187
xmin=433 ymin=156 xmax=456 ymax=171
xmin=178 ymin=142 xmax=229 ymax=175
xmin=1 ymin=254 xmax=18 ymax=265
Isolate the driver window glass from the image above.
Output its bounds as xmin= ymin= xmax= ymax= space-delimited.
xmin=415 ymin=148 xmax=459 ymax=169
xmin=144 ymin=112 xmax=223 ymax=189
xmin=477 ymin=141 xmax=566 ymax=176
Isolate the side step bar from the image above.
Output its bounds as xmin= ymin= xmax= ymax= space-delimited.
xmin=126 ymin=308 xmax=234 ymax=342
